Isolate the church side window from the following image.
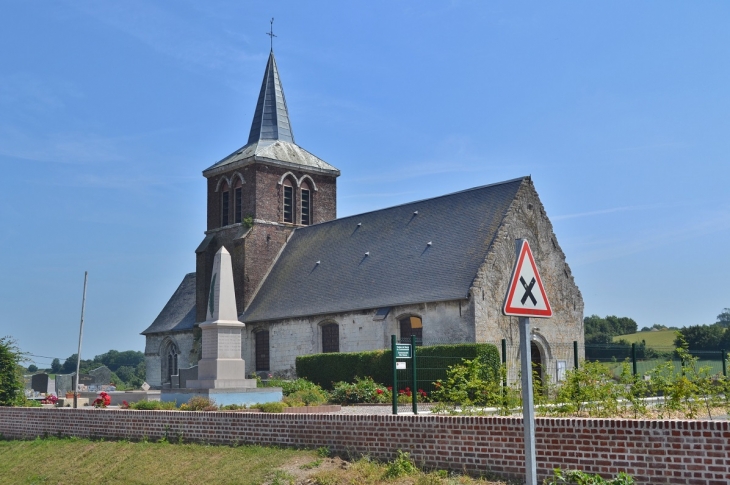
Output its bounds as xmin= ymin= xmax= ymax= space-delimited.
xmin=234 ymin=178 xmax=243 ymax=224
xmin=221 ymin=180 xmax=230 ymax=227
xmin=161 ymin=340 xmax=179 ymax=385
xmin=321 ymin=323 xmax=339 ymax=353
xmin=399 ymin=316 xmax=423 ymax=345
xmin=283 ymin=179 xmax=294 ymax=223
xmin=301 ymin=182 xmax=311 ymax=226
xmin=255 ymin=330 xmax=270 ymax=371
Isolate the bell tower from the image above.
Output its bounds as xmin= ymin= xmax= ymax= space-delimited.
xmin=194 ymin=48 xmax=340 ymax=323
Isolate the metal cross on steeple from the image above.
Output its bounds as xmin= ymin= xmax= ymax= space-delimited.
xmin=266 ymin=18 xmax=277 ymax=51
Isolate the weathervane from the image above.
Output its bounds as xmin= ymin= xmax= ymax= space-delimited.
xmin=266 ymin=18 xmax=277 ymax=51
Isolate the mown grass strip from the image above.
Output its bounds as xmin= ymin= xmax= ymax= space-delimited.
xmin=0 ymin=437 xmax=309 ymax=485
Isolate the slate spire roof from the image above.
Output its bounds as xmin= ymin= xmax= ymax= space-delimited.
xmin=248 ymin=51 xmax=295 ymax=144
xmin=203 ymin=51 xmax=339 ymax=177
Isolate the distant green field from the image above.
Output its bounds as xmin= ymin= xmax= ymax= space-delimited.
xmin=612 ymin=329 xmax=676 ymax=349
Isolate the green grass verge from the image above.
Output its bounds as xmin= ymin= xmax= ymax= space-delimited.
xmin=613 ymin=330 xmax=676 ymax=349
xmin=0 ymin=437 xmax=310 ymax=485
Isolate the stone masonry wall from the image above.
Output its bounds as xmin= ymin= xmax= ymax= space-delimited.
xmin=1 ymin=409 xmax=727 ymax=485
xmin=144 ymin=332 xmax=196 ymax=389
xmin=470 ymin=178 xmax=584 ymax=384
xmin=243 ymin=300 xmax=471 ymax=377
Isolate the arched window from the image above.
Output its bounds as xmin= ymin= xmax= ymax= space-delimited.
xmin=255 ymin=330 xmax=270 ymax=371
xmin=233 ymin=177 xmax=243 ymax=224
xmin=160 ymin=339 xmax=179 ymax=384
xmin=301 ymin=181 xmax=312 ymax=226
xmin=282 ymin=178 xmax=294 ymax=223
xmin=220 ymin=180 xmax=230 ymax=227
xmin=321 ymin=323 xmax=339 ymax=353
xmin=399 ymin=315 xmax=423 ymax=344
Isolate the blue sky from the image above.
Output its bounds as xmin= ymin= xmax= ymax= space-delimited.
xmin=2 ymin=1 xmax=729 ymax=367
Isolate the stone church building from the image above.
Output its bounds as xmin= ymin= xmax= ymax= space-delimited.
xmin=142 ymin=50 xmax=584 ymax=388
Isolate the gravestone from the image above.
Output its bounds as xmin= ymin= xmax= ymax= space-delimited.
xmin=55 ymin=374 xmax=72 ymax=395
xmin=89 ymin=366 xmax=112 ymax=388
xmin=31 ymin=373 xmax=50 ymax=393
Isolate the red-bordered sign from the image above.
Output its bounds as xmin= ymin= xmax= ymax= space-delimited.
xmin=503 ymin=239 xmax=552 ymax=318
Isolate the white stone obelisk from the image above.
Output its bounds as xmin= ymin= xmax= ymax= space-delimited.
xmin=187 ymin=247 xmax=254 ymax=389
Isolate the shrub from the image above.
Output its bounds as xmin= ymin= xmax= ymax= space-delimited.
xmin=0 ymin=336 xmax=25 ymax=406
xmin=329 ymin=377 xmax=391 ymax=405
xmin=180 ymin=396 xmax=217 ymax=411
xmin=219 ymin=403 xmax=247 ymax=410
xmin=255 ymin=401 xmax=287 ymax=413
xmin=430 ymin=359 xmax=504 ymax=409
xmin=383 ymin=450 xmax=418 ymax=479
xmin=129 ymin=400 xmax=177 ymax=410
xmin=296 ymin=343 xmax=500 ymax=390
xmin=283 ymin=388 xmax=329 ymax=407
xmin=268 ymin=377 xmax=325 ymax=396
xmin=545 ymin=468 xmax=634 ymax=484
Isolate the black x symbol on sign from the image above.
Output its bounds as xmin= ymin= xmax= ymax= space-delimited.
xmin=520 ymin=276 xmax=537 ymax=306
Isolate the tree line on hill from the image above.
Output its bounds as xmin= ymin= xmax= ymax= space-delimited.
xmin=673 ymin=308 xmax=730 ymax=352
xmin=584 ymin=308 xmax=730 ymax=355
xmin=31 ymin=349 xmax=146 ymax=389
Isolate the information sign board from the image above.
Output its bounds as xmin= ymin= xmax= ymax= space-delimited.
xmin=395 ymin=344 xmax=412 ymax=359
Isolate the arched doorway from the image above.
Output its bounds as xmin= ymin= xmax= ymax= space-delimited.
xmin=531 ymin=341 xmax=543 ymax=391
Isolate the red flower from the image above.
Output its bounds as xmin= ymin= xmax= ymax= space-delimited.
xmin=376 ymin=389 xmax=383 ymax=395
xmin=387 ymin=387 xmax=392 ymax=391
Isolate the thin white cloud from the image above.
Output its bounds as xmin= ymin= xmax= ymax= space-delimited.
xmin=0 ymin=73 xmax=82 ymax=111
xmin=571 ymin=211 xmax=730 ymax=265
xmin=69 ymin=173 xmax=197 ymax=190
xmin=70 ymin=1 xmax=260 ymax=71
xmin=0 ymin=126 xmax=127 ymax=165
xmin=340 ymin=191 xmax=417 ymax=199
xmin=553 ymin=205 xmax=649 ymax=221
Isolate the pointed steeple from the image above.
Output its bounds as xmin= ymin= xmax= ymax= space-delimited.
xmin=247 ymin=51 xmax=295 ymax=144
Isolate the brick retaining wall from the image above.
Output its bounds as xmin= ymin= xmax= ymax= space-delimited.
xmin=1 ymin=408 xmax=728 ymax=484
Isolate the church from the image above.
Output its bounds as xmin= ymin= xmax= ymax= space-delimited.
xmin=142 ymin=48 xmax=584 ymax=388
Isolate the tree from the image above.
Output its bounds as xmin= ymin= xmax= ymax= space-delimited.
xmin=0 ymin=336 xmax=25 ymax=406
xmin=675 ymin=325 xmax=727 ymax=351
xmin=51 ymin=358 xmax=61 ymax=373
xmin=717 ymin=308 xmax=730 ymax=328
xmin=27 ymin=364 xmax=38 ymax=373
xmin=584 ymin=314 xmax=638 ymax=338
xmin=61 ymin=354 xmax=77 ymax=374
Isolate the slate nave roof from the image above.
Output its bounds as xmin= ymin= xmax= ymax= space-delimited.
xmin=242 ymin=177 xmax=526 ymax=323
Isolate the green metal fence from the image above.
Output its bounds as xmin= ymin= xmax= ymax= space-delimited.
xmin=389 ymin=339 xmax=729 ymax=413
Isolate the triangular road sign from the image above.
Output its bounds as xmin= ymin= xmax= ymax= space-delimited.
xmin=503 ymin=239 xmax=552 ymax=318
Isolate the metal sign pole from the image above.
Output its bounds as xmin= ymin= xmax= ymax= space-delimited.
xmin=519 ymin=316 xmax=537 ymax=485
xmin=74 ymin=271 xmax=88 ymax=409
xmin=391 ymin=335 xmax=397 ymax=415
xmin=411 ymin=335 xmax=417 ymax=414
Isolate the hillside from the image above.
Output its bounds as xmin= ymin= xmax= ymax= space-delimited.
xmin=612 ymin=329 xmax=676 ymax=349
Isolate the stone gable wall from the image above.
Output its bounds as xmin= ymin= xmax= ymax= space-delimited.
xmin=470 ymin=178 xmax=584 ymax=384
xmin=1 ymin=409 xmax=727 ymax=485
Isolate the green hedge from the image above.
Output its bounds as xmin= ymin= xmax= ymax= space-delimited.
xmin=296 ymin=343 xmax=500 ymax=390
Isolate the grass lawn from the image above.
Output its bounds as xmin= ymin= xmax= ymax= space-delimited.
xmin=0 ymin=437 xmax=515 ymax=485
xmin=613 ymin=330 xmax=676 ymax=349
